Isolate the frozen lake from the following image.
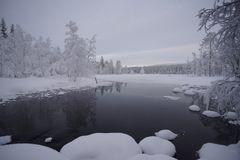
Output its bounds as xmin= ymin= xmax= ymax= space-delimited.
xmin=0 ymin=82 xmax=239 ymax=160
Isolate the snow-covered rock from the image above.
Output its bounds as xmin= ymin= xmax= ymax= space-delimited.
xmin=172 ymin=87 xmax=182 ymax=93
xmin=154 ymin=130 xmax=178 ymax=140
xmin=224 ymin=112 xmax=238 ymax=120
xmin=0 ymin=135 xmax=11 ymax=145
xmin=181 ymin=85 xmax=189 ymax=91
xmin=163 ymin=96 xmax=180 ymax=101
xmin=44 ymin=137 xmax=53 ymax=143
xmin=127 ymin=154 xmax=177 ymax=160
xmin=188 ymin=105 xmax=200 ymax=112
xmin=60 ymin=133 xmax=141 ymax=160
xmin=0 ymin=144 xmax=69 ymax=160
xmin=184 ymin=89 xmax=195 ymax=96
xmin=202 ymin=110 xmax=220 ymax=118
xmin=198 ymin=141 xmax=240 ymax=160
xmin=228 ymin=120 xmax=240 ymax=126
xmin=139 ymin=136 xmax=176 ymax=157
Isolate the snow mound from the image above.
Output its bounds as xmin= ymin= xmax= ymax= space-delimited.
xmin=44 ymin=137 xmax=53 ymax=143
xmin=172 ymin=87 xmax=182 ymax=93
xmin=198 ymin=141 xmax=240 ymax=160
xmin=155 ymin=130 xmax=178 ymax=140
xmin=127 ymin=154 xmax=177 ymax=160
xmin=163 ymin=96 xmax=180 ymax=101
xmin=188 ymin=105 xmax=200 ymax=112
xmin=224 ymin=112 xmax=238 ymax=120
xmin=228 ymin=120 xmax=240 ymax=126
xmin=60 ymin=133 xmax=141 ymax=160
xmin=184 ymin=89 xmax=195 ymax=96
xmin=0 ymin=143 xmax=69 ymax=160
xmin=0 ymin=135 xmax=11 ymax=145
xmin=139 ymin=136 xmax=176 ymax=157
xmin=202 ymin=110 xmax=220 ymax=118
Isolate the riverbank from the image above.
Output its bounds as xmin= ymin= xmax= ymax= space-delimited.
xmin=0 ymin=76 xmax=110 ymax=104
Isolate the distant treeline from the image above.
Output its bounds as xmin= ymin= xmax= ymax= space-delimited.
xmin=124 ymin=64 xmax=190 ymax=74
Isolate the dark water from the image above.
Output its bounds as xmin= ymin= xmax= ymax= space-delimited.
xmin=0 ymin=82 xmax=239 ymax=160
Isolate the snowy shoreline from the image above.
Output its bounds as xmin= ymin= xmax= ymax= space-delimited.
xmin=96 ymin=74 xmax=222 ymax=86
xmin=0 ymin=76 xmax=111 ymax=104
xmin=0 ymin=74 xmax=222 ymax=104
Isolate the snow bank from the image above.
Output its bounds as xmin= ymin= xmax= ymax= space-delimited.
xmin=163 ymin=96 xmax=180 ymax=101
xmin=188 ymin=105 xmax=200 ymax=112
xmin=139 ymin=136 xmax=176 ymax=157
xmin=172 ymin=87 xmax=182 ymax=93
xmin=198 ymin=141 xmax=240 ymax=160
xmin=0 ymin=76 xmax=111 ymax=103
xmin=0 ymin=135 xmax=11 ymax=145
xmin=60 ymin=133 xmax=141 ymax=160
xmin=154 ymin=130 xmax=178 ymax=140
xmin=96 ymin=74 xmax=221 ymax=86
xmin=228 ymin=120 xmax=240 ymax=125
xmin=127 ymin=154 xmax=177 ymax=160
xmin=224 ymin=112 xmax=238 ymax=120
xmin=0 ymin=143 xmax=69 ymax=160
xmin=184 ymin=89 xmax=196 ymax=96
xmin=202 ymin=111 xmax=220 ymax=118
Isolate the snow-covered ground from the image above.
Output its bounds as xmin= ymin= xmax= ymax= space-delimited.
xmin=0 ymin=76 xmax=111 ymax=103
xmin=96 ymin=74 xmax=222 ymax=86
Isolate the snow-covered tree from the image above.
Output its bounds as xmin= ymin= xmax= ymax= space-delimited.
xmin=198 ymin=0 xmax=240 ymax=119
xmin=64 ymin=21 xmax=96 ymax=81
xmin=198 ymin=0 xmax=240 ymax=78
xmin=0 ymin=18 xmax=8 ymax=38
xmin=115 ymin=60 xmax=122 ymax=74
xmin=139 ymin=67 xmax=145 ymax=74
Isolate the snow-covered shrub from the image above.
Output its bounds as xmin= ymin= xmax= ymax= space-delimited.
xmin=204 ymin=79 xmax=240 ymax=119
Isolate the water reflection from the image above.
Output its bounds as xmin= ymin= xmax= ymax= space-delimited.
xmin=0 ymin=88 xmax=97 ymax=144
xmin=96 ymin=82 xmax=126 ymax=95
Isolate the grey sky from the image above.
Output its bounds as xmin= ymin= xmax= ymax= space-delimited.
xmin=1 ymin=0 xmax=214 ymax=66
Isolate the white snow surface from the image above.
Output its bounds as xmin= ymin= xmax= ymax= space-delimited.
xmin=0 ymin=143 xmax=69 ymax=160
xmin=184 ymin=89 xmax=196 ymax=96
xmin=0 ymin=76 xmax=111 ymax=103
xmin=44 ymin=137 xmax=53 ymax=143
xmin=163 ymin=96 xmax=180 ymax=101
xmin=188 ymin=105 xmax=200 ymax=112
xmin=60 ymin=133 xmax=141 ymax=160
xmin=0 ymin=135 xmax=11 ymax=145
xmin=198 ymin=141 xmax=240 ymax=160
xmin=127 ymin=154 xmax=177 ymax=160
xmin=154 ymin=130 xmax=178 ymax=140
xmin=139 ymin=136 xmax=176 ymax=157
xmin=202 ymin=111 xmax=221 ymax=118
xmin=224 ymin=112 xmax=238 ymax=120
xmin=96 ymin=74 xmax=221 ymax=86
xmin=172 ymin=87 xmax=182 ymax=93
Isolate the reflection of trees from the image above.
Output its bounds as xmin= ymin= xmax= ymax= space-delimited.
xmin=62 ymin=89 xmax=96 ymax=131
xmin=96 ymin=82 xmax=125 ymax=95
xmin=0 ymin=97 xmax=55 ymax=139
xmin=199 ymin=114 xmax=240 ymax=144
xmin=0 ymin=88 xmax=97 ymax=141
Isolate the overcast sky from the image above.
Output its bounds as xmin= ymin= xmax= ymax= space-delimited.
xmin=1 ymin=0 xmax=215 ymax=66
